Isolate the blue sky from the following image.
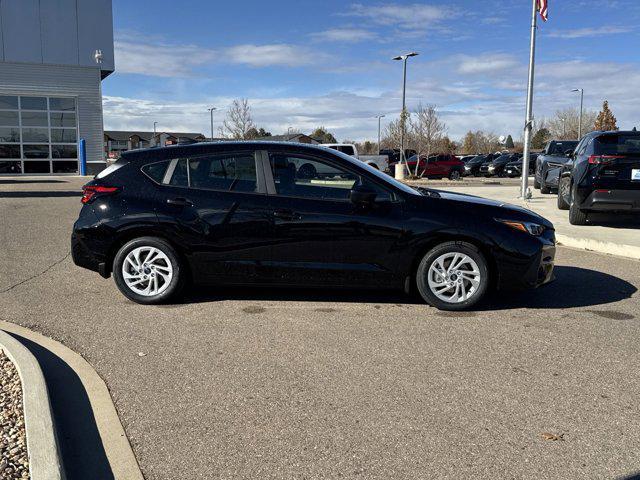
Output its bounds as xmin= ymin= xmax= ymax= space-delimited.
xmin=103 ymin=0 xmax=640 ymax=141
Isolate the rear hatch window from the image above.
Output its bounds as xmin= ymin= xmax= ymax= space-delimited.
xmin=594 ymin=134 xmax=640 ymax=156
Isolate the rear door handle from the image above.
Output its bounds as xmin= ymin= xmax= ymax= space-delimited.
xmin=273 ymin=209 xmax=300 ymax=221
xmin=166 ymin=197 xmax=193 ymax=207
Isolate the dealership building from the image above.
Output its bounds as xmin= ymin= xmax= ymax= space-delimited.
xmin=0 ymin=0 xmax=114 ymax=175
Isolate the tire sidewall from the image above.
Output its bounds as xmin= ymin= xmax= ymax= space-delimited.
xmin=113 ymin=237 xmax=183 ymax=304
xmin=416 ymin=242 xmax=489 ymax=311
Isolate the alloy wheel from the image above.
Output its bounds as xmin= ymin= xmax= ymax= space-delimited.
xmin=427 ymin=252 xmax=481 ymax=304
xmin=122 ymin=246 xmax=173 ymax=297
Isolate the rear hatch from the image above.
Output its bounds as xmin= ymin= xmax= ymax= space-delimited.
xmin=590 ymin=133 xmax=640 ymax=189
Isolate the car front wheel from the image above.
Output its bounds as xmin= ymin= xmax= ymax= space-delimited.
xmin=557 ymin=177 xmax=570 ymax=210
xmin=448 ymin=170 xmax=461 ymax=180
xmin=113 ymin=237 xmax=184 ymax=304
xmin=416 ymin=242 xmax=489 ymax=311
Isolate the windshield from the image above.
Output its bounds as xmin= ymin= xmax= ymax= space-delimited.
xmin=329 ymin=148 xmax=422 ymax=196
xmin=594 ymin=134 xmax=640 ymax=155
xmin=548 ymin=141 xmax=578 ymax=155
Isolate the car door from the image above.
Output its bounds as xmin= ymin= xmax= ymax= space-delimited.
xmin=153 ymin=148 xmax=275 ymax=284
xmin=260 ymin=149 xmax=406 ymax=287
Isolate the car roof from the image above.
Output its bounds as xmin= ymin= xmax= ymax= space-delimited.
xmin=119 ymin=141 xmax=338 ymax=163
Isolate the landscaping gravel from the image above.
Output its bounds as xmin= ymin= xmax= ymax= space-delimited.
xmin=0 ymin=350 xmax=29 ymax=479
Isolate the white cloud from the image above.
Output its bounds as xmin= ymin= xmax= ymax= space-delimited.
xmin=225 ymin=44 xmax=327 ymax=67
xmin=455 ymin=54 xmax=520 ymax=75
xmin=310 ymin=28 xmax=376 ymax=43
xmin=547 ymin=25 xmax=633 ymax=39
xmin=344 ymin=3 xmax=458 ymax=30
xmin=114 ymin=33 xmax=329 ymax=77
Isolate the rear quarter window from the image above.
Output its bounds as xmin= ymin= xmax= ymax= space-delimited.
xmin=141 ymin=160 xmax=171 ymax=183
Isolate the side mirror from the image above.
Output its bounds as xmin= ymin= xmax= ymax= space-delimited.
xmin=564 ymin=149 xmax=574 ymax=157
xmin=350 ymin=185 xmax=377 ymax=205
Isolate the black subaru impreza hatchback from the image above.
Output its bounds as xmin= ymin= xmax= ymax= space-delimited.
xmin=72 ymin=142 xmax=555 ymax=310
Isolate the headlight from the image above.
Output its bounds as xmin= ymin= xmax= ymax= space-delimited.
xmin=496 ymin=218 xmax=545 ymax=236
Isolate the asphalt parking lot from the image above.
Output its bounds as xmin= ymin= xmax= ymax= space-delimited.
xmin=2 ymin=177 xmax=640 ymax=479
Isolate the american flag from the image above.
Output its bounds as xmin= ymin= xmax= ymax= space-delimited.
xmin=537 ymin=0 xmax=548 ymax=21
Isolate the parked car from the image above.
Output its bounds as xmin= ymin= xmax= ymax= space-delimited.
xmin=556 ymin=130 xmax=640 ymax=225
xmin=504 ymin=154 xmax=539 ymax=178
xmin=534 ymin=140 xmax=579 ymax=194
xmin=322 ymin=143 xmax=358 ymax=157
xmin=464 ymin=153 xmax=501 ymax=177
xmin=390 ymin=154 xmax=465 ymax=180
xmin=72 ymin=141 xmax=556 ymax=310
xmin=379 ymin=149 xmax=417 ymax=165
xmin=480 ymin=153 xmax=521 ymax=177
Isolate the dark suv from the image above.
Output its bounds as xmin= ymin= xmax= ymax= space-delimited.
xmin=72 ymin=142 xmax=556 ymax=310
xmin=534 ymin=140 xmax=579 ymax=194
xmin=556 ymin=130 xmax=640 ymax=225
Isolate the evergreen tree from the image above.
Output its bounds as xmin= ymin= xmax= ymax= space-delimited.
xmin=505 ymin=135 xmax=514 ymax=149
xmin=594 ymin=100 xmax=618 ymax=131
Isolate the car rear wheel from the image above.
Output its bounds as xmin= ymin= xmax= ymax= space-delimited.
xmin=448 ymin=170 xmax=461 ymax=181
xmin=557 ymin=178 xmax=570 ymax=210
xmin=416 ymin=242 xmax=489 ymax=311
xmin=540 ymin=181 xmax=551 ymax=194
xmin=533 ymin=178 xmax=540 ymax=189
xmin=569 ymin=199 xmax=588 ymax=225
xmin=113 ymin=237 xmax=184 ymax=304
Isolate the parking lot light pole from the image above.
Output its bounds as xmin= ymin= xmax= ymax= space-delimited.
xmin=207 ymin=107 xmax=217 ymax=141
xmin=520 ymin=0 xmax=538 ymax=199
xmin=392 ymin=52 xmax=419 ymax=180
xmin=572 ymin=88 xmax=584 ymax=139
xmin=375 ymin=115 xmax=385 ymax=153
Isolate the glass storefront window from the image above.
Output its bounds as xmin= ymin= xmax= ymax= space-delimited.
xmin=23 ymin=161 xmax=50 ymax=173
xmin=52 ymin=145 xmax=77 ymax=159
xmin=0 ymin=96 xmax=19 ymax=110
xmin=49 ymin=98 xmax=76 ymax=111
xmin=51 ymin=129 xmax=77 ymax=143
xmin=52 ymin=161 xmax=78 ymax=173
xmin=0 ymin=160 xmax=21 ymax=174
xmin=0 ymin=128 xmax=20 ymax=143
xmin=0 ymin=145 xmax=21 ymax=158
xmin=22 ymin=128 xmax=49 ymax=143
xmin=23 ymin=145 xmax=50 ymax=158
xmin=21 ymin=111 xmax=48 ymax=127
xmin=0 ymin=111 xmax=19 ymax=126
xmin=20 ymin=97 xmax=47 ymax=110
xmin=49 ymin=112 xmax=76 ymax=127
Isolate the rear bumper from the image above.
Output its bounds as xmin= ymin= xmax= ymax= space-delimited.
xmin=71 ymin=229 xmax=110 ymax=278
xmin=582 ymin=189 xmax=640 ymax=212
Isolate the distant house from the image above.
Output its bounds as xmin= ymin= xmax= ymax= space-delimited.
xmin=104 ymin=131 xmax=206 ymax=159
xmin=256 ymin=133 xmax=320 ymax=144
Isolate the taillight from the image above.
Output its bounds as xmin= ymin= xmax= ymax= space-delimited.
xmin=81 ymin=185 xmax=118 ymax=204
xmin=588 ymin=155 xmax=625 ymax=165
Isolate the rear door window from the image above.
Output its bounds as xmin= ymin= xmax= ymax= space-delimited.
xmin=141 ymin=160 xmax=170 ymax=183
xmin=188 ymin=153 xmax=257 ymax=192
xmin=594 ymin=135 xmax=640 ymax=155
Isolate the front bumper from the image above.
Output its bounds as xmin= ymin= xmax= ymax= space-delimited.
xmin=582 ymin=189 xmax=640 ymax=212
xmin=496 ymin=231 xmax=556 ymax=290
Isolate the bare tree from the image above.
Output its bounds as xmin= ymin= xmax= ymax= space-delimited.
xmin=410 ymin=104 xmax=446 ymax=177
xmin=461 ymin=130 xmax=500 ymax=155
xmin=219 ymin=99 xmax=256 ymax=139
xmin=547 ymin=107 xmax=597 ymax=140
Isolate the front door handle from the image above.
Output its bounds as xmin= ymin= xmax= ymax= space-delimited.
xmin=166 ymin=197 xmax=193 ymax=207
xmin=273 ymin=209 xmax=300 ymax=221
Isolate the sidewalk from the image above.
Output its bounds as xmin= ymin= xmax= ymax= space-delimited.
xmin=440 ymin=183 xmax=640 ymax=260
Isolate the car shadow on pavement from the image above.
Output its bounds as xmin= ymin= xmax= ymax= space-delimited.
xmin=8 ymin=333 xmax=114 ymax=480
xmin=481 ymin=266 xmax=637 ymax=311
xmin=0 ymin=191 xmax=80 ymax=198
xmin=176 ymin=265 xmax=635 ymax=312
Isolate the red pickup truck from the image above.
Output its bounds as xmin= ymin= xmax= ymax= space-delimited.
xmin=390 ymin=154 xmax=465 ymax=180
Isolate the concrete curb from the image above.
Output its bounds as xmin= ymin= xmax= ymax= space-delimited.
xmin=0 ymin=330 xmax=64 ymax=480
xmin=556 ymin=234 xmax=640 ymax=261
xmin=0 ymin=322 xmax=144 ymax=480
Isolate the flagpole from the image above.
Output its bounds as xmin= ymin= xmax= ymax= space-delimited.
xmin=520 ymin=0 xmax=538 ymax=199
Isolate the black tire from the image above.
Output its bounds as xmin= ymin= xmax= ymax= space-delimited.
xmin=448 ymin=170 xmax=462 ymax=181
xmin=569 ymin=199 xmax=588 ymax=225
xmin=533 ymin=178 xmax=540 ymax=189
xmin=113 ymin=237 xmax=185 ymax=304
xmin=557 ymin=178 xmax=570 ymax=210
xmin=416 ymin=241 xmax=490 ymax=311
